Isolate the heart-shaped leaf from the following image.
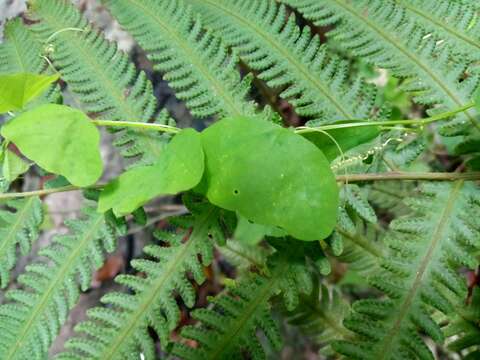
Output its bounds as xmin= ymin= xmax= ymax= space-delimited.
xmin=98 ymin=128 xmax=204 ymax=216
xmin=1 ymin=104 xmax=102 ymax=186
xmin=0 ymin=73 xmax=60 ymax=113
xmin=200 ymin=116 xmax=339 ymax=241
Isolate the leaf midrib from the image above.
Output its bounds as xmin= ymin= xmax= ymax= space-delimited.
xmin=207 ymin=276 xmax=276 ymax=359
xmin=198 ymin=0 xmax=353 ymax=119
xmin=101 ymin=209 xmax=215 ymax=360
xmin=118 ymin=0 xmax=245 ymax=118
xmin=5 ymin=214 xmax=105 ymax=360
xmin=330 ymin=0 xmax=480 ymax=131
xmin=0 ymin=198 xmax=38 ymax=282
xmin=35 ymin=5 xmax=163 ymax=159
xmin=397 ymin=0 xmax=480 ymax=53
xmin=376 ymin=180 xmax=464 ymax=358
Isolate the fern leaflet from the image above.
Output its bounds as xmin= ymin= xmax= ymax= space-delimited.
xmin=173 ymin=252 xmax=313 ymax=359
xmin=191 ymin=0 xmax=377 ymax=124
xmin=104 ymin=0 xmax=258 ymax=118
xmin=334 ymin=181 xmax=480 ymax=359
xmin=28 ymin=0 xmax=173 ymax=166
xmin=0 ymin=206 xmax=118 ymax=360
xmin=0 ymin=19 xmax=60 ymax=104
xmin=282 ymin=0 xmax=480 ymax=135
xmin=0 ymin=197 xmax=43 ymax=288
xmin=396 ymin=0 xmax=480 ymax=59
xmin=57 ymin=204 xmax=222 ymax=359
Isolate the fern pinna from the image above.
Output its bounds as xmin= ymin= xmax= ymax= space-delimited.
xmin=0 ymin=0 xmax=479 ymax=359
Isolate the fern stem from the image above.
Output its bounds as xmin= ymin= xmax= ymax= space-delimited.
xmin=336 ymin=172 xmax=480 ymax=183
xmin=295 ymin=102 xmax=475 ymax=134
xmin=1 ymin=172 xmax=479 ymax=201
xmin=91 ymin=119 xmax=181 ymax=133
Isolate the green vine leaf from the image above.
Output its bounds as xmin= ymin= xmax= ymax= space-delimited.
xmin=0 ymin=104 xmax=103 ymax=186
xmin=98 ymin=128 xmax=204 ymax=216
xmin=0 ymin=72 xmax=59 ymax=113
xmin=301 ymin=123 xmax=380 ymax=162
xmin=201 ymin=116 xmax=339 ymax=241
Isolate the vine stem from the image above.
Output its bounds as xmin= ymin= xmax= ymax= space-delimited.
xmin=295 ymin=102 xmax=475 ymax=134
xmin=1 ymin=172 xmax=479 ymax=200
xmin=92 ymin=102 xmax=475 ymax=134
xmin=91 ymin=119 xmax=181 ymax=133
xmin=336 ymin=172 xmax=480 ymax=183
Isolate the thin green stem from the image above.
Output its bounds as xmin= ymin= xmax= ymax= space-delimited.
xmin=91 ymin=119 xmax=181 ymax=134
xmin=336 ymin=172 xmax=480 ymax=183
xmin=90 ymin=103 xmax=475 ymax=135
xmin=2 ymin=172 xmax=478 ymax=201
xmin=295 ymin=102 xmax=475 ymax=134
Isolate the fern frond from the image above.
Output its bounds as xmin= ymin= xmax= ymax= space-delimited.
xmin=219 ymin=239 xmax=271 ymax=272
xmin=333 ymin=208 xmax=385 ymax=275
xmin=28 ymin=0 xmax=173 ymax=166
xmin=191 ymin=0 xmax=377 ymax=124
xmin=284 ymin=282 xmax=354 ymax=356
xmin=396 ymin=0 xmax=480 ymax=59
xmin=173 ymin=274 xmax=281 ymax=360
xmin=0 ymin=19 xmax=60 ymax=103
xmin=334 ymin=181 xmax=480 ymax=360
xmin=0 ymin=19 xmax=45 ymax=74
xmin=342 ymin=185 xmax=377 ymax=224
xmin=103 ymin=0 xmax=258 ymax=118
xmin=282 ymin=0 xmax=480 ymax=135
xmin=57 ymin=206 xmax=222 ymax=359
xmin=0 ymin=197 xmax=43 ymax=288
xmin=0 ymin=206 xmax=118 ymax=360
xmin=173 ymin=252 xmax=312 ymax=359
xmin=444 ymin=288 xmax=480 ymax=359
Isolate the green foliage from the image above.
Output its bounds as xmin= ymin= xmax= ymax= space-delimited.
xmin=0 ymin=206 xmax=119 ymax=360
xmin=103 ymin=0 xmax=258 ymax=118
xmin=190 ymin=0 xmax=378 ymax=124
xmin=283 ymin=282 xmax=354 ymax=356
xmin=444 ymin=288 xmax=480 ymax=359
xmin=1 ymin=104 xmax=103 ymax=186
xmin=57 ymin=204 xmax=221 ymax=359
xmin=0 ymin=20 xmax=60 ymax=106
xmin=0 ymin=0 xmax=479 ymax=359
xmin=282 ymin=0 xmax=480 ymax=136
xmin=301 ymin=124 xmax=381 ymax=162
xmin=98 ymin=128 xmax=204 ymax=215
xmin=173 ymin=252 xmax=313 ymax=359
xmin=0 ymin=73 xmax=59 ymax=113
xmin=334 ymin=182 xmax=480 ymax=359
xmin=0 ymin=197 xmax=43 ymax=288
xmin=201 ymin=116 xmax=338 ymax=240
xmin=1 ymin=149 xmax=30 ymax=183
xmin=29 ymin=0 xmax=173 ymax=167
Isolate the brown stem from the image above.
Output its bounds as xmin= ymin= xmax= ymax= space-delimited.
xmin=336 ymin=172 xmax=480 ymax=183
